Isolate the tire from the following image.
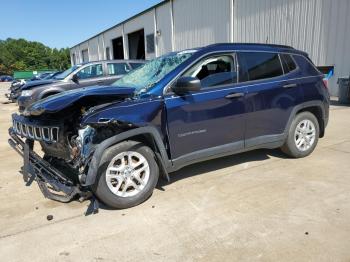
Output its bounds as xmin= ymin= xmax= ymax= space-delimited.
xmin=93 ymin=140 xmax=159 ymax=209
xmin=281 ymin=112 xmax=320 ymax=158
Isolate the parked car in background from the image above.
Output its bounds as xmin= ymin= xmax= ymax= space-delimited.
xmin=17 ymin=60 xmax=145 ymax=111
xmin=0 ymin=75 xmax=14 ymax=82
xmin=30 ymin=72 xmax=53 ymax=81
xmin=8 ymin=43 xmax=329 ymax=210
xmin=5 ymin=71 xmax=64 ymax=102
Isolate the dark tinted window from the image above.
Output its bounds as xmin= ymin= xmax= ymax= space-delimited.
xmin=281 ymin=54 xmax=297 ymax=73
xmin=184 ymin=55 xmax=237 ymax=88
xmin=107 ymin=63 xmax=129 ymax=75
xmin=239 ymin=52 xmax=283 ymax=82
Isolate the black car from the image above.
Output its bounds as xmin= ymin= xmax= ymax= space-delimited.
xmin=17 ymin=60 xmax=145 ymax=112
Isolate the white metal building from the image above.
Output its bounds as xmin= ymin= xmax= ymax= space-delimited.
xmin=70 ymin=0 xmax=350 ymax=96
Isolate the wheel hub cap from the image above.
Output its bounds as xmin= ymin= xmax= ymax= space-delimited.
xmin=105 ymin=151 xmax=150 ymax=198
xmin=294 ymin=119 xmax=316 ymax=151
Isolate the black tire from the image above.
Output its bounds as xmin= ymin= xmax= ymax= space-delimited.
xmin=281 ymin=112 xmax=320 ymax=158
xmin=93 ymin=140 xmax=159 ymax=209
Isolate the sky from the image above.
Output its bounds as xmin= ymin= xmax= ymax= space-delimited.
xmin=0 ymin=0 xmax=163 ymax=49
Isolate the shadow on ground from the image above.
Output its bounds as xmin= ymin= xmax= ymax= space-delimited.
xmin=157 ymin=148 xmax=287 ymax=188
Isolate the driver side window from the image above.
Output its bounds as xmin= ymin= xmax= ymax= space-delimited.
xmin=77 ymin=64 xmax=103 ymax=79
xmin=183 ymin=54 xmax=237 ymax=88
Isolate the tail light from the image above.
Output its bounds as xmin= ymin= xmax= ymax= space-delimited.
xmin=322 ymin=79 xmax=329 ymax=89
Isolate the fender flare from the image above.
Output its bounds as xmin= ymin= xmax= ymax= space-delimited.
xmin=283 ymin=100 xmax=326 ymax=139
xmin=83 ymin=126 xmax=171 ymax=186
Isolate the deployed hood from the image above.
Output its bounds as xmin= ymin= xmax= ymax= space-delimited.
xmin=21 ymin=79 xmax=57 ymax=90
xmin=24 ymin=85 xmax=136 ymax=116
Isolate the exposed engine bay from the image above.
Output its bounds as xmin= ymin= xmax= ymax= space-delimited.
xmin=9 ymin=92 xmax=138 ymax=213
xmin=13 ymin=96 xmax=135 ymax=178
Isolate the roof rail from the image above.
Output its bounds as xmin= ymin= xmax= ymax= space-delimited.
xmin=207 ymin=43 xmax=294 ymax=49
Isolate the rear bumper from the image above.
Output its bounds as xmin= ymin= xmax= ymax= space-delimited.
xmin=8 ymin=128 xmax=86 ymax=203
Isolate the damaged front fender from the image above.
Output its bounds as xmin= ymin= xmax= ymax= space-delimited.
xmin=81 ymin=97 xmax=164 ymax=127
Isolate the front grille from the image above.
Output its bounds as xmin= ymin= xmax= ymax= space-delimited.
xmin=13 ymin=119 xmax=59 ymax=142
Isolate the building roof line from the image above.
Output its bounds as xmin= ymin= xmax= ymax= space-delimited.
xmin=70 ymin=0 xmax=169 ymax=49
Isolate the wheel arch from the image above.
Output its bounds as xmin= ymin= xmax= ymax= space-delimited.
xmin=83 ymin=127 xmax=171 ymax=186
xmin=296 ymin=106 xmax=325 ymax=137
xmin=285 ymin=101 xmax=326 ymax=138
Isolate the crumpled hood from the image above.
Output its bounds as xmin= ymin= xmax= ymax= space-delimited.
xmin=21 ymin=79 xmax=57 ymax=90
xmin=24 ymin=85 xmax=136 ymax=116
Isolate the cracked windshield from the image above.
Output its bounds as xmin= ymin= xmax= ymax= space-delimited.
xmin=112 ymin=50 xmax=196 ymax=93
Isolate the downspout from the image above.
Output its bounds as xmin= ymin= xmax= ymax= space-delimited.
xmin=153 ymin=7 xmax=158 ymax=57
xmin=122 ymin=24 xmax=128 ymax=59
xmin=97 ymin=37 xmax=100 ymax=61
xmin=230 ymin=0 xmax=234 ymax=43
xmin=101 ymin=33 xmax=106 ymax=60
xmin=170 ymin=0 xmax=175 ymax=51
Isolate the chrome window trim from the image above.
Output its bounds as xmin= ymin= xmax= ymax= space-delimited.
xmin=162 ymin=49 xmax=319 ymax=96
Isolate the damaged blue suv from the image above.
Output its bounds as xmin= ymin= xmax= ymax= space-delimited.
xmin=9 ymin=43 xmax=329 ymax=209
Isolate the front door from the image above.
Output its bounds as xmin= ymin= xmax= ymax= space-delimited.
xmin=165 ymin=53 xmax=246 ymax=162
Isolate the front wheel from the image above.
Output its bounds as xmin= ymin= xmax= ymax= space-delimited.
xmin=281 ymin=112 xmax=320 ymax=158
xmin=93 ymin=141 xmax=159 ymax=209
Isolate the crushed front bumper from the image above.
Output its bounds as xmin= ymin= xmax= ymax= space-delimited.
xmin=8 ymin=128 xmax=85 ymax=203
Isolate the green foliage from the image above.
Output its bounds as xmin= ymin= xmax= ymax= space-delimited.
xmin=0 ymin=38 xmax=71 ymax=75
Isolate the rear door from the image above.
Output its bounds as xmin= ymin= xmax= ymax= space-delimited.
xmin=237 ymin=51 xmax=303 ymax=147
xmin=74 ymin=63 xmax=104 ymax=87
xmin=165 ymin=53 xmax=246 ymax=161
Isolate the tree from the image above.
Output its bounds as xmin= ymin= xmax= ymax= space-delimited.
xmin=0 ymin=38 xmax=71 ymax=75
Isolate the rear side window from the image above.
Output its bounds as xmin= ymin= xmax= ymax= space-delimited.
xmin=238 ymin=52 xmax=283 ymax=82
xmin=280 ymin=54 xmax=297 ymax=73
xmin=107 ymin=63 xmax=129 ymax=75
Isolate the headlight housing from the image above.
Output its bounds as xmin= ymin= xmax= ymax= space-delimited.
xmin=21 ymin=90 xmax=33 ymax=97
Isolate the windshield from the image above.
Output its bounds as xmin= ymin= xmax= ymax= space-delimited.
xmin=54 ymin=65 xmax=81 ymax=80
xmin=112 ymin=51 xmax=196 ymax=92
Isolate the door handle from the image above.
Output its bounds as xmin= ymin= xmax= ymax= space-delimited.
xmin=283 ymin=83 xmax=297 ymax=89
xmin=225 ymin=92 xmax=245 ymax=99
xmin=97 ymin=80 xmax=104 ymax=85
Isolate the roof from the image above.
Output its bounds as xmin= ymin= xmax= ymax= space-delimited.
xmin=200 ymin=43 xmax=306 ymax=55
xmin=71 ymin=0 xmax=169 ymax=49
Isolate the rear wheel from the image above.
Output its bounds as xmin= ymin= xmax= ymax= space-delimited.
xmin=281 ymin=112 xmax=319 ymax=158
xmin=93 ymin=141 xmax=159 ymax=209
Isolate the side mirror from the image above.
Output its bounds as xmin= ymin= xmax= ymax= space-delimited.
xmin=172 ymin=76 xmax=201 ymax=95
xmin=71 ymin=74 xmax=79 ymax=83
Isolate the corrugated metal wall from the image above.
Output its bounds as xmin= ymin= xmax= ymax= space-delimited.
xmin=88 ymin=37 xmax=99 ymax=62
xmin=70 ymin=0 xmax=350 ymax=95
xmin=233 ymin=0 xmax=350 ymax=96
xmin=172 ymin=0 xmax=231 ymax=50
xmin=155 ymin=1 xmax=173 ymax=56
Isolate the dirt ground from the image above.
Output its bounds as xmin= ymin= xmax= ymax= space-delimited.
xmin=0 ymin=82 xmax=350 ymax=262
